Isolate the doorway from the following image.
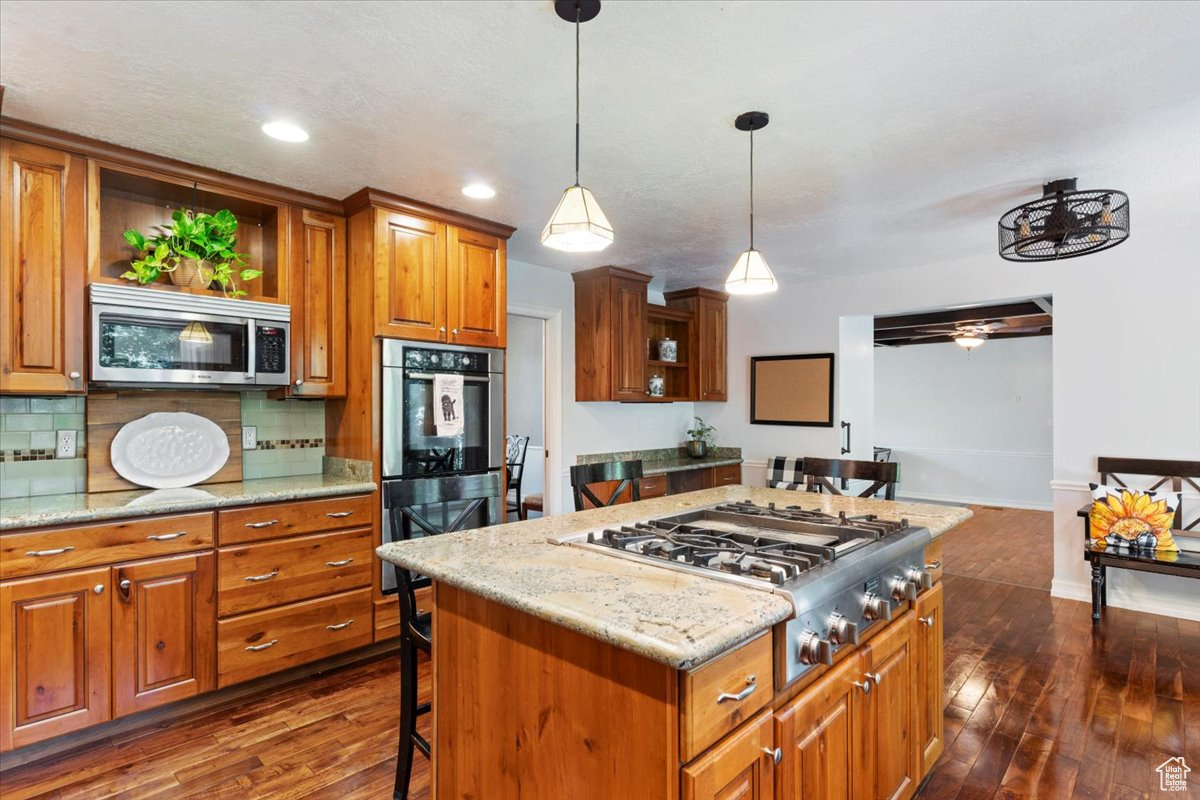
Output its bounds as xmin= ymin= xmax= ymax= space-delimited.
xmin=506 ymin=303 xmax=563 ymax=517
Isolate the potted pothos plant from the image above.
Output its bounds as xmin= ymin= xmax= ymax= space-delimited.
xmin=686 ymin=416 xmax=717 ymax=459
xmin=122 ymin=209 xmax=262 ymax=298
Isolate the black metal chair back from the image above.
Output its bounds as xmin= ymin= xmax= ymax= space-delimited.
xmin=802 ymin=457 xmax=899 ymax=500
xmin=569 ymin=460 xmax=644 ymax=511
xmin=1098 ymin=457 xmax=1200 ymax=530
xmin=505 ymin=434 xmax=531 ymax=519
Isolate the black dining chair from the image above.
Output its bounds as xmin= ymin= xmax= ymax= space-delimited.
xmin=801 ymin=456 xmax=899 ymax=500
xmin=569 ymin=460 xmax=643 ymax=511
xmin=382 ymin=473 xmax=503 ymax=800
xmin=505 ymin=434 xmax=530 ymax=520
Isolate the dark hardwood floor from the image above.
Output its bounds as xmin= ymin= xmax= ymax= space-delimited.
xmin=2 ymin=505 xmax=1195 ymax=799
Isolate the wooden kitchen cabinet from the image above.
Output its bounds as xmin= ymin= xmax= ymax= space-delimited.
xmin=863 ymin=611 xmax=920 ymax=800
xmin=681 ymin=710 xmax=775 ymax=800
xmin=343 ymin=190 xmax=513 ymax=346
xmin=287 ymin=208 xmax=346 ymax=397
xmin=915 ymin=582 xmax=945 ymax=774
xmin=665 ymin=287 xmax=729 ymax=402
xmin=774 ymin=654 xmax=867 ymax=800
xmin=111 ymin=553 xmax=215 ymax=717
xmin=0 ymin=138 xmax=86 ymax=395
xmin=0 ymin=567 xmax=111 ymax=750
xmin=573 ymin=266 xmax=651 ymax=401
xmin=447 ymin=226 xmax=505 ymax=348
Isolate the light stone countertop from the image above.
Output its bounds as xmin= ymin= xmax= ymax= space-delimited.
xmin=1 ymin=473 xmax=375 ymax=531
xmin=377 ymin=485 xmax=972 ymax=670
xmin=641 ymin=456 xmax=743 ymax=475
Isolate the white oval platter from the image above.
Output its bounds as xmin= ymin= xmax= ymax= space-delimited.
xmin=110 ymin=412 xmax=230 ymax=489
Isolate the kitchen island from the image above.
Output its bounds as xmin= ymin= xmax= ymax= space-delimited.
xmin=378 ymin=486 xmax=970 ymax=800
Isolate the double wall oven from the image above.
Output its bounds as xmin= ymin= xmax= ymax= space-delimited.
xmin=380 ymin=339 xmax=505 ymax=593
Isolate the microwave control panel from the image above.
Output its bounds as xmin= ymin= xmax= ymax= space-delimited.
xmin=256 ymin=326 xmax=288 ymax=374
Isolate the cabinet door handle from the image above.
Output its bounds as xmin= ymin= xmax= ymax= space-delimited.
xmin=246 ymin=640 xmax=279 ymax=652
xmin=92 ymin=583 xmax=105 ymax=595
xmin=924 ymin=560 xmax=942 ymax=570
xmin=869 ymin=671 xmax=884 ymax=686
xmin=69 ymin=371 xmax=81 ymax=379
xmin=762 ymin=746 xmax=782 ymax=765
xmin=243 ymin=570 xmax=280 ymax=582
xmin=325 ymin=511 xmax=354 ymax=518
xmin=840 ymin=420 xmax=852 ymax=455
xmin=294 ymin=378 xmax=304 ymax=387
xmin=146 ymin=531 xmax=187 ymax=541
xmin=438 ymin=326 xmax=447 ymax=333
xmin=118 ymin=577 xmax=132 ymax=604
xmin=326 ymin=619 xmax=355 ymax=632
xmin=452 ymin=328 xmax=459 ymax=335
xmin=244 ymin=519 xmax=279 ymax=529
xmin=325 ymin=558 xmax=354 ymax=568
xmin=26 ymin=546 xmax=75 ymax=557
xmin=852 ymin=678 xmax=872 ymax=694
xmin=716 ymin=675 xmax=757 ymax=704
xmin=919 ymin=616 xmax=936 ymax=627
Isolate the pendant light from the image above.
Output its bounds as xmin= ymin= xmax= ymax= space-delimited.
xmin=998 ymin=178 xmax=1129 ymax=261
xmin=541 ymin=0 xmax=613 ymax=253
xmin=725 ymin=111 xmax=778 ymax=295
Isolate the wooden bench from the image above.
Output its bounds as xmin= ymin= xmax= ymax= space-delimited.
xmin=1079 ymin=457 xmax=1200 ymax=624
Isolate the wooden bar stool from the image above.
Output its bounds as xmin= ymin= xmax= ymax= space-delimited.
xmin=521 ymin=492 xmax=544 ymax=518
xmin=382 ymin=473 xmax=503 ymax=800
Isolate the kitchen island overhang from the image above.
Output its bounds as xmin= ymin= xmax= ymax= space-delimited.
xmin=378 ymin=486 xmax=971 ymax=799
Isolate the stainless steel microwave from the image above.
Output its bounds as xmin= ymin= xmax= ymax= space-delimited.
xmin=89 ymin=284 xmax=290 ymax=389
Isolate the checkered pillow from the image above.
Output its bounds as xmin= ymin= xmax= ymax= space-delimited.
xmin=767 ymin=457 xmax=805 ymax=490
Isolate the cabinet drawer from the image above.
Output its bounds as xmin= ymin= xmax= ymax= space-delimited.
xmin=1 ymin=513 xmax=213 ymax=579
xmin=711 ymin=464 xmax=742 ymax=486
xmin=217 ymin=588 xmax=373 ymax=687
xmin=680 ymin=632 xmax=772 ymax=762
xmin=217 ymin=527 xmax=373 ymax=616
xmin=639 ymin=474 xmax=668 ymax=498
xmin=217 ymin=494 xmax=373 ymax=545
xmin=924 ymin=539 xmax=944 ymax=585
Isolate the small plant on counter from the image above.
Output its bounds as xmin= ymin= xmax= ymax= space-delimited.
xmin=122 ymin=209 xmax=262 ymax=297
xmin=686 ymin=416 xmax=717 ymax=458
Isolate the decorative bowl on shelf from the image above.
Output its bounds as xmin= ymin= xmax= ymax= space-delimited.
xmin=686 ymin=440 xmax=708 ymax=459
xmin=657 ymin=338 xmax=677 ymax=362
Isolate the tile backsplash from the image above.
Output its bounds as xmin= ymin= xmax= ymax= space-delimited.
xmin=0 ymin=392 xmax=325 ymax=498
xmin=0 ymin=396 xmax=87 ymax=498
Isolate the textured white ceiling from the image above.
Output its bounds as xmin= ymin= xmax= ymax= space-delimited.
xmin=2 ymin=1 xmax=1197 ymax=290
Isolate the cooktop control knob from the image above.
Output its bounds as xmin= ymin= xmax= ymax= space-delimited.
xmin=862 ymin=592 xmax=893 ymax=622
xmin=906 ymin=567 xmax=934 ymax=591
xmin=891 ymin=576 xmax=918 ymax=602
xmin=828 ymin=613 xmax=860 ymax=646
xmin=797 ymin=630 xmax=834 ymax=666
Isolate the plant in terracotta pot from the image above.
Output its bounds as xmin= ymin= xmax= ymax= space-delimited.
xmin=686 ymin=416 xmax=716 ymax=459
xmin=122 ymin=209 xmax=262 ymax=297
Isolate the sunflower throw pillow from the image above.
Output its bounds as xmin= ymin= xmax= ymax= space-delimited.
xmin=1088 ymin=484 xmax=1180 ymax=552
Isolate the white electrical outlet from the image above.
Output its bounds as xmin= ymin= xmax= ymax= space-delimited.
xmin=55 ymin=430 xmax=77 ymax=459
xmin=242 ymin=426 xmax=258 ymax=450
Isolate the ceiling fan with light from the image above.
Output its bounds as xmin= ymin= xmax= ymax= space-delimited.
xmin=905 ymin=315 xmax=1052 ymax=349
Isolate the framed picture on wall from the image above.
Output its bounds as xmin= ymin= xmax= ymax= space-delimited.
xmin=749 ymin=353 xmax=835 ymax=426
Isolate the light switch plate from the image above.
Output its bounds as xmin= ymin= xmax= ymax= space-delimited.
xmin=55 ymin=430 xmax=77 ymax=459
xmin=241 ymin=426 xmax=257 ymax=450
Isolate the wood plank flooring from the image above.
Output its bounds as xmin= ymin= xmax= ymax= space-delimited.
xmin=1 ymin=505 xmax=1195 ymax=799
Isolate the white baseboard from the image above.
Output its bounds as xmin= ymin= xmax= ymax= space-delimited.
xmin=895 ymin=490 xmax=1053 ymax=512
xmin=1052 ymin=577 xmax=1200 ymax=622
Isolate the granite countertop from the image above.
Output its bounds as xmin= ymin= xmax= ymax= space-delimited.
xmin=1 ymin=466 xmax=374 ymax=531
xmin=641 ymin=455 xmax=743 ymax=474
xmin=377 ymin=485 xmax=971 ymax=670
xmin=578 ymin=446 xmax=743 ymax=475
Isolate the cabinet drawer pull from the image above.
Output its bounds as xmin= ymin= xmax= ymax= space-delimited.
xmin=325 ymin=558 xmax=354 ymax=568
xmin=919 ymin=616 xmax=936 ymax=627
xmin=852 ymin=678 xmax=872 ymax=694
xmin=762 ymin=746 xmax=782 ymax=765
xmin=26 ymin=546 xmax=75 ymax=557
xmin=245 ymin=639 xmax=279 ymax=652
xmin=146 ymin=531 xmax=187 ymax=541
xmin=716 ymin=675 xmax=757 ymax=704
xmin=326 ymin=619 xmax=355 ymax=632
xmin=924 ymin=560 xmax=942 ymax=570
xmin=325 ymin=511 xmax=354 ymax=518
xmin=243 ymin=570 xmax=280 ymax=583
xmin=244 ymin=519 xmax=279 ymax=529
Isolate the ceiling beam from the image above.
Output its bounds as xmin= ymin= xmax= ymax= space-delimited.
xmin=874 ymin=301 xmax=1046 ymax=332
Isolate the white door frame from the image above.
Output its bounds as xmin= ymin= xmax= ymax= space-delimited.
xmin=507 ymin=303 xmax=563 ymax=516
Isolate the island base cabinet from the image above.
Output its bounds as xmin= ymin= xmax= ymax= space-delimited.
xmin=682 ymin=710 xmax=775 ymax=800
xmin=915 ymin=582 xmax=945 ymax=774
xmin=112 ymin=553 xmax=215 ymax=717
xmin=863 ymin=611 xmax=920 ymax=800
xmin=0 ymin=567 xmax=110 ymax=751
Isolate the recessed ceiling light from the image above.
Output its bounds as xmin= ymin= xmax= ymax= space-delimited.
xmin=462 ymin=183 xmax=496 ymax=199
xmin=261 ymin=121 xmax=309 ymax=143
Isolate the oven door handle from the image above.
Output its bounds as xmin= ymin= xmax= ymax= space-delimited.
xmin=404 ymin=371 xmax=491 ymax=383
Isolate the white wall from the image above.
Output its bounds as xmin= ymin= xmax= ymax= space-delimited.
xmin=696 ymin=220 xmax=1200 ymax=620
xmin=507 ymin=260 xmax=698 ymax=513
xmin=875 ymin=337 xmax=1053 ymax=509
